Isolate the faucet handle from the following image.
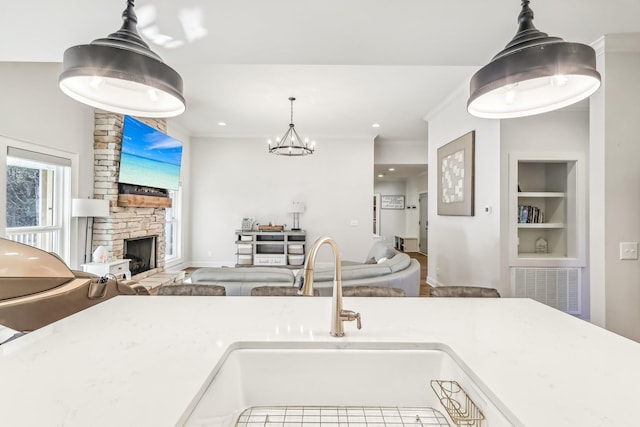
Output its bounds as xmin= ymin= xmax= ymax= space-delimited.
xmin=342 ymin=310 xmax=362 ymax=330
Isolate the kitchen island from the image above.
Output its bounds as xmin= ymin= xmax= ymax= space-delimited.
xmin=1 ymin=296 xmax=639 ymax=426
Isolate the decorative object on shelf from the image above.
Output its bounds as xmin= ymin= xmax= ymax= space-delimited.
xmin=92 ymin=246 xmax=109 ymax=263
xmin=258 ymin=225 xmax=285 ymax=232
xmin=381 ymin=195 xmax=405 ymax=210
xmin=467 ymin=0 xmax=601 ymax=119
xmin=59 ymin=0 xmax=185 ymax=118
xmin=437 ymin=131 xmax=475 ymax=216
xmin=535 ymin=237 xmax=548 ymax=254
xmin=289 ymin=202 xmax=305 ymax=231
xmin=72 ymin=198 xmax=110 ymax=263
xmin=240 ymin=217 xmax=255 ymax=231
xmin=268 ymin=97 xmax=316 ymax=156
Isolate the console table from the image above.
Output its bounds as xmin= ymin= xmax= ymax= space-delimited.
xmin=394 ymin=235 xmax=418 ymax=252
xmin=81 ymin=259 xmax=132 ymax=280
xmin=235 ymin=230 xmax=306 ymax=267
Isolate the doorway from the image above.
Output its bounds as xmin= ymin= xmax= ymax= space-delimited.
xmin=419 ymin=192 xmax=428 ymax=255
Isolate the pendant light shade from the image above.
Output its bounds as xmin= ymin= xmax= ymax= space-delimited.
xmin=59 ymin=0 xmax=185 ymax=118
xmin=467 ymin=0 xmax=600 ymax=119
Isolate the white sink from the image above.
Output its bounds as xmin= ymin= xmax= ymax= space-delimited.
xmin=180 ymin=343 xmax=515 ymax=427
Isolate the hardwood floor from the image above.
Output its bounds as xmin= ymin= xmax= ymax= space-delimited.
xmin=405 ymin=252 xmax=431 ymax=296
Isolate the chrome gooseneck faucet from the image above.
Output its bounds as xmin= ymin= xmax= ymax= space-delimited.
xmin=299 ymin=236 xmax=362 ymax=337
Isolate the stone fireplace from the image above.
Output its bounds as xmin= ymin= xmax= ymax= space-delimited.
xmin=90 ymin=111 xmax=168 ymax=274
xmin=124 ymin=236 xmax=157 ymax=275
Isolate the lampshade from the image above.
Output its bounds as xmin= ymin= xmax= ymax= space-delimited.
xmin=467 ymin=0 xmax=601 ymax=119
xmin=288 ymin=202 xmax=306 ymax=214
xmin=59 ymin=0 xmax=185 ymax=118
xmin=72 ymin=199 xmax=110 ymax=218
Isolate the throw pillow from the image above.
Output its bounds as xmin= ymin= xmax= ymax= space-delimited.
xmin=365 ymin=257 xmax=377 ymax=264
xmin=377 ymin=257 xmax=388 ymax=264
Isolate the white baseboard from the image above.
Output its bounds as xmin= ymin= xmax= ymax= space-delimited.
xmin=186 ymin=260 xmax=236 ymax=268
xmin=426 ymin=275 xmax=442 ymax=287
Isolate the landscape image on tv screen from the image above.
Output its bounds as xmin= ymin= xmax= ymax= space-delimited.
xmin=119 ymin=115 xmax=183 ymax=191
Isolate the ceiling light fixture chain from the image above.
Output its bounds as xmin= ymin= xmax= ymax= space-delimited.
xmin=268 ymin=97 xmax=316 ymax=157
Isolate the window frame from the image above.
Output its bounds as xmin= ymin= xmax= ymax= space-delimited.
xmin=0 ymin=137 xmax=77 ymax=265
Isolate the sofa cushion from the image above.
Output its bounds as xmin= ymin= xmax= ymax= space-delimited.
xmin=381 ymin=252 xmax=411 ymax=273
xmin=310 ymin=263 xmax=392 ymax=282
xmin=191 ymin=267 xmax=294 ymax=284
xmin=365 ymin=242 xmax=396 ymax=263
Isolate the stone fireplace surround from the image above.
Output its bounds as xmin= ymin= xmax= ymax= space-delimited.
xmin=90 ymin=110 xmax=167 ymax=274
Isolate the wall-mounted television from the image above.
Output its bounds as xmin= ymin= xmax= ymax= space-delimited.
xmin=118 ymin=115 xmax=183 ymax=191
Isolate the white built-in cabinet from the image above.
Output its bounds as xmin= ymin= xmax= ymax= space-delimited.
xmin=235 ymin=230 xmax=306 ymax=267
xmin=509 ymin=153 xmax=586 ymax=268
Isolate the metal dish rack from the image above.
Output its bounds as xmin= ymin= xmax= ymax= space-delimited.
xmin=235 ymin=406 xmax=451 ymax=426
xmin=430 ymin=380 xmax=484 ymax=427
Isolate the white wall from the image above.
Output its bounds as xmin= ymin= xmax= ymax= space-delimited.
xmin=426 ymin=84 xmax=504 ymax=293
xmin=189 ymin=136 xmax=375 ymax=265
xmin=590 ymin=34 xmax=640 ymax=341
xmin=406 ymin=172 xmax=427 ymax=237
xmin=374 ymin=181 xmax=406 ymax=244
xmin=375 ymin=139 xmax=428 ymax=164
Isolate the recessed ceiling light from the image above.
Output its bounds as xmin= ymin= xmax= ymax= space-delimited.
xmin=377 ymin=174 xmax=384 ymax=178
xmin=218 ymin=122 xmax=227 ymax=126
xmin=372 ymin=123 xmax=380 ymax=128
xmin=388 ymin=168 xmax=395 ymax=172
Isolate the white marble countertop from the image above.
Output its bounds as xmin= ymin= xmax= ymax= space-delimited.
xmin=1 ymin=296 xmax=639 ymax=426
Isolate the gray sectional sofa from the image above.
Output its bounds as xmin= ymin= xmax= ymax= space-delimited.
xmin=189 ymin=242 xmax=420 ymax=297
xmin=300 ymin=243 xmax=420 ymax=297
xmin=189 ymin=267 xmax=295 ymax=296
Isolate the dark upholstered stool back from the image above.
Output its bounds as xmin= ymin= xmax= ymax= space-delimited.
xmin=250 ymin=286 xmax=319 ymax=296
xmin=156 ymin=284 xmax=226 ymax=296
xmin=342 ymin=286 xmax=406 ymax=297
xmin=429 ymin=286 xmax=500 ymax=298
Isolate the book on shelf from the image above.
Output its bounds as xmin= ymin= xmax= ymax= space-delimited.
xmin=518 ymin=205 xmax=544 ymax=224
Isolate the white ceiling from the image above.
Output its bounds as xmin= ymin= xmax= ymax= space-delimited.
xmin=2 ymin=0 xmax=639 ymax=145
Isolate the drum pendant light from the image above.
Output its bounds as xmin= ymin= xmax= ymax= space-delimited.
xmin=467 ymin=0 xmax=600 ymax=119
xmin=59 ymin=0 xmax=185 ymax=118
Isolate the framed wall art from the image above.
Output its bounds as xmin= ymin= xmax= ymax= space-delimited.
xmin=381 ymin=195 xmax=405 ymax=210
xmin=437 ymin=130 xmax=475 ymax=216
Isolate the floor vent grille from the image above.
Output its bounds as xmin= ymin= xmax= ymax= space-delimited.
xmin=512 ymin=267 xmax=581 ymax=314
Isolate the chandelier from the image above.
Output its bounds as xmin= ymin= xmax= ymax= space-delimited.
xmin=268 ymin=97 xmax=315 ymax=156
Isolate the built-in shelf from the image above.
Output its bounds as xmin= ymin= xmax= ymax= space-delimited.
xmin=117 ymin=194 xmax=172 ymax=208
xmin=518 ymin=192 xmax=565 ymax=198
xmin=509 ymin=153 xmax=585 ymax=268
xmin=517 ymin=223 xmax=564 ymax=229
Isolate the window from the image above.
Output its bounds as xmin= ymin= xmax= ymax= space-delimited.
xmin=165 ymin=188 xmax=181 ymax=261
xmin=5 ymin=148 xmax=71 ymax=256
